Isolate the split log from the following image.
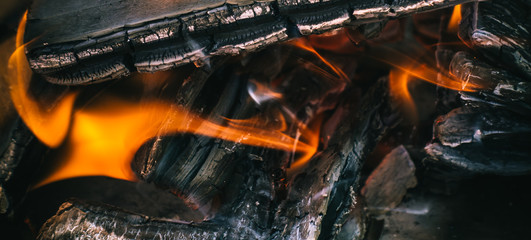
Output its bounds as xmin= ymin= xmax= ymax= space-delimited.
xmin=459 ymin=0 xmax=531 ymax=79
xmin=425 ymin=104 xmax=531 ymax=175
xmin=132 ymin=43 xmax=347 ymax=209
xmin=24 ymin=0 xmax=473 ymax=84
xmin=450 ymin=51 xmax=531 ymax=114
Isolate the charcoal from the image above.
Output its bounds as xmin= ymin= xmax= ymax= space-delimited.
xmin=425 ymin=104 xmax=531 ymax=175
xmin=271 ymin=77 xmax=401 ymax=239
xmin=38 ymin=155 xmax=275 ymax=239
xmin=132 ymin=63 xmax=253 ymax=208
xmin=450 ymin=51 xmax=531 ymax=113
xmin=361 ymin=145 xmax=417 ymax=215
xmin=24 ymin=0 xmax=472 ymax=84
xmin=37 ymin=76 xmax=401 ymax=240
xmin=132 ymin=44 xmax=347 ymax=209
xmin=459 ymin=0 xmax=531 ymax=79
xmin=0 ymin=119 xmax=44 ymax=214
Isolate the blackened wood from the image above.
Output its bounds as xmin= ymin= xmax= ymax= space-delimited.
xmin=38 ymin=156 xmax=275 ymax=239
xmin=24 ymin=0 xmax=472 ymax=84
xmin=425 ymin=104 xmax=531 ymax=175
xmin=271 ymin=77 xmax=401 ymax=239
xmin=459 ymin=0 xmax=531 ymax=79
xmin=37 ymin=77 xmax=401 ymax=240
xmin=25 ymin=177 xmax=206 ymax=229
xmin=132 ymin=62 xmax=254 ymax=208
xmin=450 ymin=51 xmax=531 ymax=114
xmin=0 ymin=119 xmax=41 ymax=214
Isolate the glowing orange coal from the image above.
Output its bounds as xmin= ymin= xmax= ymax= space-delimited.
xmin=10 ymin=15 xmax=320 ymax=188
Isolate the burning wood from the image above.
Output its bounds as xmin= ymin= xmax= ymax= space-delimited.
xmin=0 ymin=0 xmax=530 ymax=239
xmin=23 ymin=0 xmax=473 ymax=84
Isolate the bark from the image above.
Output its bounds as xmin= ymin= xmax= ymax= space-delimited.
xmin=24 ymin=0 xmax=473 ymax=84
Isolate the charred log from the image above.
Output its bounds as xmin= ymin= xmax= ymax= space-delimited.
xmin=425 ymin=104 xmax=531 ymax=175
xmin=37 ymin=73 xmax=400 ymax=239
xmin=459 ymin=0 xmax=531 ymax=79
xmin=23 ymin=0 xmax=473 ymax=84
xmin=271 ymin=77 xmax=401 ymax=239
xmin=426 ymin=0 xmax=531 ymax=176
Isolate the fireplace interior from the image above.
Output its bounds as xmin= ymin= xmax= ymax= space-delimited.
xmin=1 ymin=0 xmax=531 ymax=239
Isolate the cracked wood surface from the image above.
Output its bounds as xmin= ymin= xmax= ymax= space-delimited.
xmin=24 ymin=0 xmax=471 ymax=84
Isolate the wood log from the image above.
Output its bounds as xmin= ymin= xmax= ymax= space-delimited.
xmin=425 ymin=104 xmax=531 ymax=175
xmin=37 ymin=75 xmax=401 ymax=239
xmin=450 ymin=51 xmax=531 ymax=114
xmin=24 ymin=0 xmax=473 ymax=84
xmin=459 ymin=0 xmax=531 ymax=79
xmin=272 ymin=77 xmax=401 ymax=239
xmin=0 ymin=118 xmax=46 ymax=215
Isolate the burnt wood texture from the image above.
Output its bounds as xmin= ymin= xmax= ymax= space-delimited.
xmin=37 ymin=77 xmax=400 ymax=239
xmin=24 ymin=0 xmax=471 ymax=85
xmin=426 ymin=0 xmax=531 ymax=175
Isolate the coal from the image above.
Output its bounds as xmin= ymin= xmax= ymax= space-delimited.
xmin=37 ymin=73 xmax=401 ymax=239
xmin=23 ymin=0 xmax=472 ymax=84
xmin=450 ymin=51 xmax=531 ymax=113
xmin=425 ymin=104 xmax=531 ymax=175
xmin=459 ymin=0 xmax=531 ymax=79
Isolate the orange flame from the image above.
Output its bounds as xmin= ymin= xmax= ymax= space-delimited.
xmin=35 ymin=94 xmax=319 ymax=187
xmin=389 ymin=69 xmax=417 ymax=122
xmin=8 ymin=12 xmax=77 ymax=148
xmin=447 ymin=4 xmax=462 ymax=33
xmin=290 ymin=38 xmax=350 ymax=83
xmin=11 ymin=14 xmax=320 ymax=188
xmin=386 ymin=52 xmax=486 ymax=122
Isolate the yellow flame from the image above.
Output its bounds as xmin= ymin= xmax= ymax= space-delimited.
xmin=447 ymin=4 xmax=462 ymax=33
xmin=8 ymin=12 xmax=77 ymax=148
xmin=10 ymin=13 xmax=321 ymax=188
xmin=35 ymin=92 xmax=319 ymax=187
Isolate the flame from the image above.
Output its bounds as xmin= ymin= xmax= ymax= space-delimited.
xmin=389 ymin=69 xmax=417 ymax=121
xmin=386 ymin=53 xmax=486 ymax=122
xmin=247 ymin=79 xmax=283 ymax=105
xmin=447 ymin=4 xmax=462 ymax=33
xmin=9 ymin=13 xmax=321 ymax=188
xmin=290 ymin=38 xmax=350 ymax=83
xmin=35 ymin=92 xmax=319 ymax=187
xmin=8 ymin=12 xmax=77 ymax=148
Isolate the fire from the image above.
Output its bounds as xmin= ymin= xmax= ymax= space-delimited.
xmin=447 ymin=4 xmax=462 ymax=33
xmin=10 ymin=14 xmax=320 ymax=188
xmin=8 ymin=12 xmax=77 ymax=148
xmin=36 ymin=93 xmax=319 ymax=187
xmin=290 ymin=38 xmax=350 ymax=84
xmin=387 ymin=59 xmax=485 ymax=121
